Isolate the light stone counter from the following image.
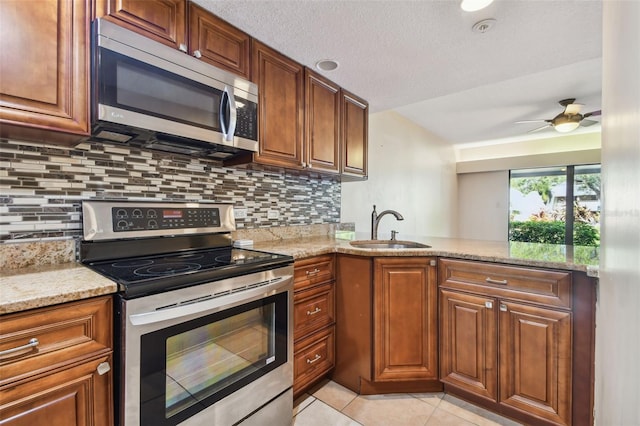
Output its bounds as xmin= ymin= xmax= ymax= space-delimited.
xmin=0 ymin=263 xmax=117 ymax=315
xmin=250 ymin=234 xmax=600 ymax=274
xmin=1 ymin=234 xmax=598 ymax=315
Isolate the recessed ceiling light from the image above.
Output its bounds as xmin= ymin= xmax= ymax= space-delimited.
xmin=461 ymin=0 xmax=494 ymax=12
xmin=472 ymin=18 xmax=497 ymax=34
xmin=315 ymin=60 xmax=339 ymax=72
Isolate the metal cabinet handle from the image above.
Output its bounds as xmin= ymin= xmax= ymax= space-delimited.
xmin=178 ymin=43 xmax=188 ymax=53
xmin=486 ymin=277 xmax=508 ymax=285
xmin=306 ymin=268 xmax=320 ymax=276
xmin=0 ymin=338 xmax=39 ymax=358
xmin=306 ymin=354 xmax=321 ymax=364
xmin=485 ymin=301 xmax=493 ymax=309
xmin=193 ymin=49 xmax=202 ymax=58
xmin=97 ymin=361 xmax=111 ymax=376
xmin=500 ymin=304 xmax=508 ymax=312
xmin=306 ymin=307 xmax=322 ymax=316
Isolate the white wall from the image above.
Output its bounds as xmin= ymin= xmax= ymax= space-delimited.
xmin=341 ymin=111 xmax=457 ymax=239
xmin=457 ymin=171 xmax=509 ymax=241
xmin=595 ymin=1 xmax=640 ymax=424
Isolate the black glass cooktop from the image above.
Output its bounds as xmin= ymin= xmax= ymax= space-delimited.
xmin=85 ymin=247 xmax=293 ymax=298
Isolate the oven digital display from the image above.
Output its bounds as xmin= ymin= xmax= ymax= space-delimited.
xmin=163 ymin=210 xmax=183 ymax=219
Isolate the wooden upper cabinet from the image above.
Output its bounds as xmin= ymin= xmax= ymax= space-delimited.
xmin=373 ymin=258 xmax=438 ymax=382
xmin=341 ymin=90 xmax=368 ymax=179
xmin=251 ymin=40 xmax=304 ymax=169
xmin=304 ymin=69 xmax=341 ymax=174
xmin=189 ymin=3 xmax=250 ymax=79
xmin=0 ymin=0 xmax=90 ymax=143
xmin=94 ymin=0 xmax=187 ymax=50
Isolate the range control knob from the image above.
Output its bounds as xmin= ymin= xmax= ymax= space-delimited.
xmin=116 ymin=220 xmax=128 ymax=229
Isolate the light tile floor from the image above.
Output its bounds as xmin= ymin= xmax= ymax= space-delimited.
xmin=293 ymin=380 xmax=523 ymax=426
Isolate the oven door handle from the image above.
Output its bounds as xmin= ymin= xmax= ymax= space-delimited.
xmin=128 ymin=276 xmax=292 ymax=326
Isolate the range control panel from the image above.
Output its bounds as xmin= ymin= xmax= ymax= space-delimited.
xmin=111 ymin=207 xmax=220 ymax=232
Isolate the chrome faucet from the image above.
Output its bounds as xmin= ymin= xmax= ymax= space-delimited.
xmin=371 ymin=205 xmax=404 ymax=240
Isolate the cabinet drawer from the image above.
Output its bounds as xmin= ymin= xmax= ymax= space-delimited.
xmin=294 ymin=255 xmax=335 ymax=291
xmin=439 ymin=259 xmax=572 ymax=309
xmin=294 ymin=282 xmax=335 ymax=341
xmin=293 ymin=326 xmax=335 ymax=394
xmin=0 ymin=296 xmax=113 ymax=386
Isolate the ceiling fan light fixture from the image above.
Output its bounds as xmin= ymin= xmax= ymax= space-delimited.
xmin=461 ymin=0 xmax=494 ymax=12
xmin=553 ymin=118 xmax=581 ymax=133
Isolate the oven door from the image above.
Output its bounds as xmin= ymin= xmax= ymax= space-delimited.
xmin=119 ymin=270 xmax=293 ymax=426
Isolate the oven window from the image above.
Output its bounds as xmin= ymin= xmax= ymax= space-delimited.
xmin=139 ymin=292 xmax=288 ymax=425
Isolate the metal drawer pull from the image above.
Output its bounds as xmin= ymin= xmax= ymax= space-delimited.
xmin=485 ymin=301 xmax=493 ymax=309
xmin=500 ymin=304 xmax=508 ymax=312
xmin=307 ymin=307 xmax=322 ymax=316
xmin=306 ymin=268 xmax=321 ymax=276
xmin=485 ymin=277 xmax=508 ymax=285
xmin=306 ymin=354 xmax=322 ymax=364
xmin=0 ymin=338 xmax=39 ymax=358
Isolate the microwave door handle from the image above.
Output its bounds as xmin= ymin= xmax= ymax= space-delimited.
xmin=220 ymin=86 xmax=237 ymax=142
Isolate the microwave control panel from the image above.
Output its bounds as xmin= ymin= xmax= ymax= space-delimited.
xmin=111 ymin=207 xmax=220 ymax=232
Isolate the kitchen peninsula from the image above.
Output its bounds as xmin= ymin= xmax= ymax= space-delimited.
xmin=1 ymin=233 xmax=597 ymax=426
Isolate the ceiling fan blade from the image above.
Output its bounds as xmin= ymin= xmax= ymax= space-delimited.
xmin=564 ymin=103 xmax=583 ymax=115
xmin=583 ymin=110 xmax=602 ymax=118
xmin=528 ymin=124 xmax=552 ymax=133
xmin=515 ymin=119 xmax=549 ymax=124
xmin=580 ymin=119 xmax=599 ymax=127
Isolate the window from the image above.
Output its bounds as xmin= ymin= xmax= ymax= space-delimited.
xmin=509 ymin=164 xmax=600 ymax=246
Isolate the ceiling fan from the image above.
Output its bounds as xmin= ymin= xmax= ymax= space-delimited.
xmin=517 ymin=98 xmax=602 ymax=134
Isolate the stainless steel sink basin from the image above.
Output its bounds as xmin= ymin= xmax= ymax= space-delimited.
xmin=349 ymin=240 xmax=431 ymax=249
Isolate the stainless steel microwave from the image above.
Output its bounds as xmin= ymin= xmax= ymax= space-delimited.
xmin=88 ymin=19 xmax=258 ymax=160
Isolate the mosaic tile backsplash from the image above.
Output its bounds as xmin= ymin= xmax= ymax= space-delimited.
xmin=0 ymin=139 xmax=341 ymax=242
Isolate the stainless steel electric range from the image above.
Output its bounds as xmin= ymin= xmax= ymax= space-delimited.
xmin=79 ymin=201 xmax=294 ymax=426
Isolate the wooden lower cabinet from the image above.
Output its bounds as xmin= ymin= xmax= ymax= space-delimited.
xmin=499 ymin=301 xmax=572 ymax=424
xmin=439 ymin=290 xmax=498 ymax=402
xmin=0 ymin=353 xmax=113 ymax=426
xmin=0 ymin=296 xmax=113 ymax=426
xmin=439 ymin=258 xmax=595 ymax=426
xmin=373 ymin=257 xmax=438 ymax=382
xmin=334 ymin=255 xmax=441 ymax=395
xmin=293 ymin=255 xmax=336 ymax=396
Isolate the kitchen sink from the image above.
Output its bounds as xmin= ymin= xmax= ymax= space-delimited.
xmin=349 ymin=240 xmax=431 ymax=249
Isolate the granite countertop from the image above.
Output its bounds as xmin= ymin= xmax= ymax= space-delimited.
xmin=0 ymin=235 xmax=599 ymax=315
xmin=251 ymin=234 xmax=600 ymax=274
xmin=0 ymin=262 xmax=117 ymax=315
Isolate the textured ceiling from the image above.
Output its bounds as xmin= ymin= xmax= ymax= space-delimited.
xmin=193 ymin=0 xmax=603 ymax=145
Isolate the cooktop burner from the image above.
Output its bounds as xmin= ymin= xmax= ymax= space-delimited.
xmin=88 ymin=247 xmax=284 ymax=281
xmin=84 ymin=247 xmax=292 ymax=298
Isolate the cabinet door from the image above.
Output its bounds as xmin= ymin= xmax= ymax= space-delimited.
xmin=373 ymin=258 xmax=437 ymax=381
xmin=341 ymin=90 xmax=368 ymax=179
xmin=251 ymin=40 xmax=304 ymax=169
xmin=95 ymin=0 xmax=186 ymax=50
xmin=0 ymin=354 xmax=113 ymax=426
xmin=305 ymin=69 xmax=341 ymax=174
xmin=439 ymin=289 xmax=498 ymax=402
xmin=499 ymin=301 xmax=572 ymax=425
xmin=0 ymin=0 xmax=89 ymax=141
xmin=188 ymin=3 xmax=250 ymax=79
